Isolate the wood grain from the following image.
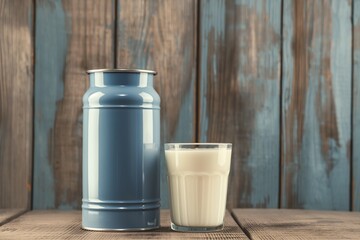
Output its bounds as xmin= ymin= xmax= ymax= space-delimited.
xmin=0 ymin=0 xmax=33 ymax=209
xmin=116 ymin=0 xmax=197 ymax=208
xmin=232 ymin=208 xmax=360 ymax=239
xmin=281 ymin=0 xmax=352 ymax=210
xmin=353 ymin=0 xmax=360 ymax=211
xmin=199 ymin=0 xmax=281 ymax=208
xmin=33 ymin=0 xmax=114 ymax=209
xmin=0 ymin=209 xmax=26 ymax=226
xmin=0 ymin=210 xmax=248 ymax=239
xmin=3 ymin=0 xmax=355 ymax=213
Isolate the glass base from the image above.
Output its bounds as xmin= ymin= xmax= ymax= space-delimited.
xmin=171 ymin=222 xmax=224 ymax=232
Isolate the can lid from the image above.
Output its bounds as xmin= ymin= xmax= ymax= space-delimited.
xmin=87 ymin=69 xmax=157 ymax=75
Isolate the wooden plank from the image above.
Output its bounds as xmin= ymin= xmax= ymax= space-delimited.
xmin=353 ymin=0 xmax=360 ymax=211
xmin=281 ymin=0 xmax=352 ymax=210
xmin=199 ymin=0 xmax=281 ymax=208
xmin=0 ymin=210 xmax=248 ymax=239
xmin=232 ymin=208 xmax=360 ymax=239
xmin=0 ymin=0 xmax=33 ymax=209
xmin=0 ymin=209 xmax=26 ymax=226
xmin=116 ymin=0 xmax=197 ymax=208
xmin=33 ymin=0 xmax=114 ymax=209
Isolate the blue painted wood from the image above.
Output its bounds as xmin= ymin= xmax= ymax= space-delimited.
xmin=353 ymin=0 xmax=360 ymax=211
xmin=25 ymin=0 xmax=356 ymax=211
xmin=0 ymin=0 xmax=33 ymax=209
xmin=199 ymin=0 xmax=281 ymax=208
xmin=33 ymin=0 xmax=67 ymax=209
xmin=33 ymin=0 xmax=114 ymax=209
xmin=116 ymin=0 xmax=197 ymax=208
xmin=281 ymin=0 xmax=352 ymax=210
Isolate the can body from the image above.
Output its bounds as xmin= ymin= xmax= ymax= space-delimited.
xmin=82 ymin=70 xmax=160 ymax=231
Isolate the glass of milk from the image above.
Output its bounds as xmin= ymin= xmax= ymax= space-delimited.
xmin=165 ymin=143 xmax=232 ymax=232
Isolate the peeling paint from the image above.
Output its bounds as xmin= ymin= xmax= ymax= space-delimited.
xmin=282 ymin=0 xmax=351 ymax=210
xmin=200 ymin=0 xmax=281 ymax=208
xmin=33 ymin=0 xmax=68 ymax=209
xmin=353 ymin=0 xmax=360 ymax=211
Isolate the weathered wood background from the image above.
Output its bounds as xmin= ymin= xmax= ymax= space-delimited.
xmin=0 ymin=0 xmax=358 ymax=211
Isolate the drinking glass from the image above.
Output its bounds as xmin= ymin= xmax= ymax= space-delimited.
xmin=165 ymin=143 xmax=232 ymax=232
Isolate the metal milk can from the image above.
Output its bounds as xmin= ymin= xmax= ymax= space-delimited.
xmin=82 ymin=69 xmax=160 ymax=231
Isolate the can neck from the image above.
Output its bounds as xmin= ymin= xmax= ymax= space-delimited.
xmin=89 ymin=72 xmax=154 ymax=87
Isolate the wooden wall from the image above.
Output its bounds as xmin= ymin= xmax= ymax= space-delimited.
xmin=353 ymin=0 xmax=360 ymax=211
xmin=281 ymin=0 xmax=352 ymax=210
xmin=0 ymin=0 xmax=359 ymax=211
xmin=0 ymin=0 xmax=33 ymax=209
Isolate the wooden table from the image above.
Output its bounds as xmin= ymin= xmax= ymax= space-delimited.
xmin=1 ymin=209 xmax=360 ymax=239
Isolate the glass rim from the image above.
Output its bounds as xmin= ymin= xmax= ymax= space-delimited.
xmin=165 ymin=143 xmax=232 ymax=149
xmin=86 ymin=68 xmax=157 ymax=75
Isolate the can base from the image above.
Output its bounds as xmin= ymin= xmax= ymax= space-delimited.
xmin=82 ymin=208 xmax=160 ymax=231
xmin=82 ymin=226 xmax=160 ymax=232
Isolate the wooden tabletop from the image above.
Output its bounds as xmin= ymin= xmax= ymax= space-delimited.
xmin=233 ymin=209 xmax=360 ymax=239
xmin=1 ymin=209 xmax=360 ymax=239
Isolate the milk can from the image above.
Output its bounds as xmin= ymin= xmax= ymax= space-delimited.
xmin=82 ymin=69 xmax=160 ymax=231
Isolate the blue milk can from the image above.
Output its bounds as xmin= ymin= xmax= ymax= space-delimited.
xmin=82 ymin=69 xmax=160 ymax=231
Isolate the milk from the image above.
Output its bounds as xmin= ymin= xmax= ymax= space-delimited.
xmin=165 ymin=148 xmax=232 ymax=227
